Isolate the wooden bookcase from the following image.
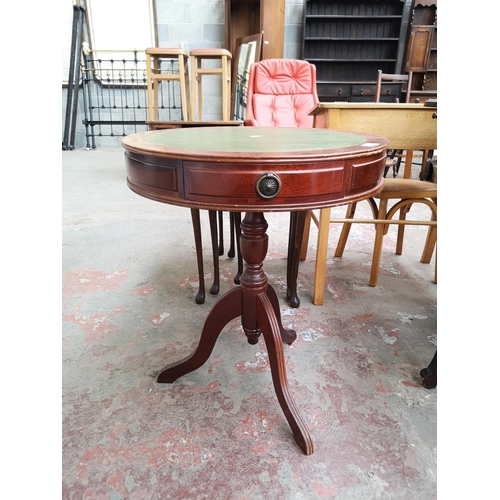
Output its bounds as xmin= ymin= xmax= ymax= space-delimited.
xmin=302 ymin=0 xmax=411 ymax=102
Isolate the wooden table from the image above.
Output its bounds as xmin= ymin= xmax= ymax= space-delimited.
xmin=310 ymin=102 xmax=437 ymax=179
xmin=122 ymin=126 xmax=389 ymax=454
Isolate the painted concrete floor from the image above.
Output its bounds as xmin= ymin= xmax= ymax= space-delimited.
xmin=62 ymin=146 xmax=437 ymax=499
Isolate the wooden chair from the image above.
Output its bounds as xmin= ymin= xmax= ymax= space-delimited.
xmin=375 ymin=70 xmax=412 ymax=104
xmin=299 ymin=102 xmax=437 ymax=305
xmin=375 ymin=70 xmax=413 ymax=177
xmin=145 ymin=48 xmax=191 ymax=123
xmin=244 ymin=58 xmax=319 ymax=308
xmin=333 ymin=177 xmax=437 ymax=287
xmin=189 ymin=48 xmax=232 ymax=121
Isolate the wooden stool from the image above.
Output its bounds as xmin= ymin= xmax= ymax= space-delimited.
xmin=189 ymin=48 xmax=232 ymax=121
xmin=145 ymin=48 xmax=190 ymax=122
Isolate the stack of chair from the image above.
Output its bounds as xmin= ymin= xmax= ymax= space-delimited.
xmin=299 ymin=72 xmax=437 ymax=305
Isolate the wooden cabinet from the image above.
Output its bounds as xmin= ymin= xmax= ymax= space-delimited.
xmin=225 ymin=0 xmax=285 ymax=59
xmin=404 ymin=1 xmax=437 ymax=102
xmin=302 ymin=0 xmax=411 ymax=102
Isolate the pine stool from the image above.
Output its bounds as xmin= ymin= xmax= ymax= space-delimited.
xmin=189 ymin=48 xmax=232 ymax=121
xmin=145 ymin=48 xmax=191 ymax=123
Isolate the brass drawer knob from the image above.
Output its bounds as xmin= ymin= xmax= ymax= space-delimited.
xmin=256 ymin=173 xmax=282 ymax=199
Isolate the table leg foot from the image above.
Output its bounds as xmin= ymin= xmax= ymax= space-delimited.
xmin=256 ymin=292 xmax=314 ymax=455
xmin=157 ymin=288 xmax=242 ymax=384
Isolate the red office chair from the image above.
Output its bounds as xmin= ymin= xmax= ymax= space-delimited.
xmin=244 ymin=59 xmax=318 ymax=128
xmin=244 ymin=59 xmax=319 ymax=307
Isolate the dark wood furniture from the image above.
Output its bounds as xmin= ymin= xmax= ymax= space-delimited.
xmin=225 ymin=0 xmax=285 ymax=59
xmin=420 ymin=351 xmax=437 ymax=389
xmin=404 ymin=0 xmax=437 ymax=103
xmin=122 ymin=126 xmax=388 ymax=454
xmin=302 ymin=0 xmax=412 ymax=103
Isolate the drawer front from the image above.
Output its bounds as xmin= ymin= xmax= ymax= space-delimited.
xmin=350 ymin=84 xmax=377 ymax=97
xmin=350 ymin=83 xmax=402 ymax=102
xmin=317 ymin=83 xmax=352 ymax=98
xmin=377 ymin=83 xmax=403 ymax=101
xmin=184 ymin=161 xmax=346 ymax=207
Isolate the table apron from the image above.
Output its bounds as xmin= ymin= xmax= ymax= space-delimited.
xmin=125 ymin=150 xmax=387 ymax=211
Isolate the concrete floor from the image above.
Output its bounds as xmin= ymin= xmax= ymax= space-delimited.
xmin=62 ymin=146 xmax=437 ymax=499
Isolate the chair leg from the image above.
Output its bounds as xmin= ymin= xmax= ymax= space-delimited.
xmin=218 ymin=211 xmax=224 ymax=256
xmin=419 ymin=150 xmax=430 ymax=180
xmin=190 ymin=208 xmax=206 ymax=304
xmin=421 ymin=205 xmax=437 ymax=264
xmin=433 ymin=247 xmax=437 ymax=284
xmin=286 ymin=211 xmax=306 ymax=308
xmin=208 ymin=210 xmax=220 ymax=295
xmin=395 ymin=205 xmax=410 ymax=256
xmin=286 ymin=212 xmax=294 ymax=302
xmin=369 ymin=199 xmax=389 ymax=287
xmin=228 ymin=212 xmax=236 ymax=258
xmin=421 ymin=225 xmax=437 ymax=264
xmin=313 ymin=207 xmax=331 ymax=306
xmin=299 ymin=210 xmax=312 ymax=261
xmin=334 ymin=202 xmax=357 ymax=258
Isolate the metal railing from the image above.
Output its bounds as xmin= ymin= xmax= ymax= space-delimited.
xmin=80 ymin=49 xmax=185 ymax=148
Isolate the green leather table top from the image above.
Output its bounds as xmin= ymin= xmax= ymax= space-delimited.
xmin=143 ymin=126 xmax=369 ymax=154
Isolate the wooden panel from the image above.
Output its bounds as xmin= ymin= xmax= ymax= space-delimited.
xmin=125 ymin=152 xmax=183 ymax=198
xmin=260 ymin=0 xmax=285 ymax=59
xmin=405 ymin=25 xmax=434 ymax=72
xmin=350 ymin=156 xmax=387 ymax=194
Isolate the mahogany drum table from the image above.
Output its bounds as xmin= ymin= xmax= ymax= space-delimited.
xmin=122 ymin=126 xmax=389 ymax=455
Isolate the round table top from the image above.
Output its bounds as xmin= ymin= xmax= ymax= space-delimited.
xmin=122 ymin=127 xmax=389 ymax=212
xmin=122 ymin=126 xmax=386 ymax=160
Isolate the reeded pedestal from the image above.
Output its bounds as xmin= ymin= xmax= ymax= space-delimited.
xmin=157 ymin=212 xmax=313 ymax=454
